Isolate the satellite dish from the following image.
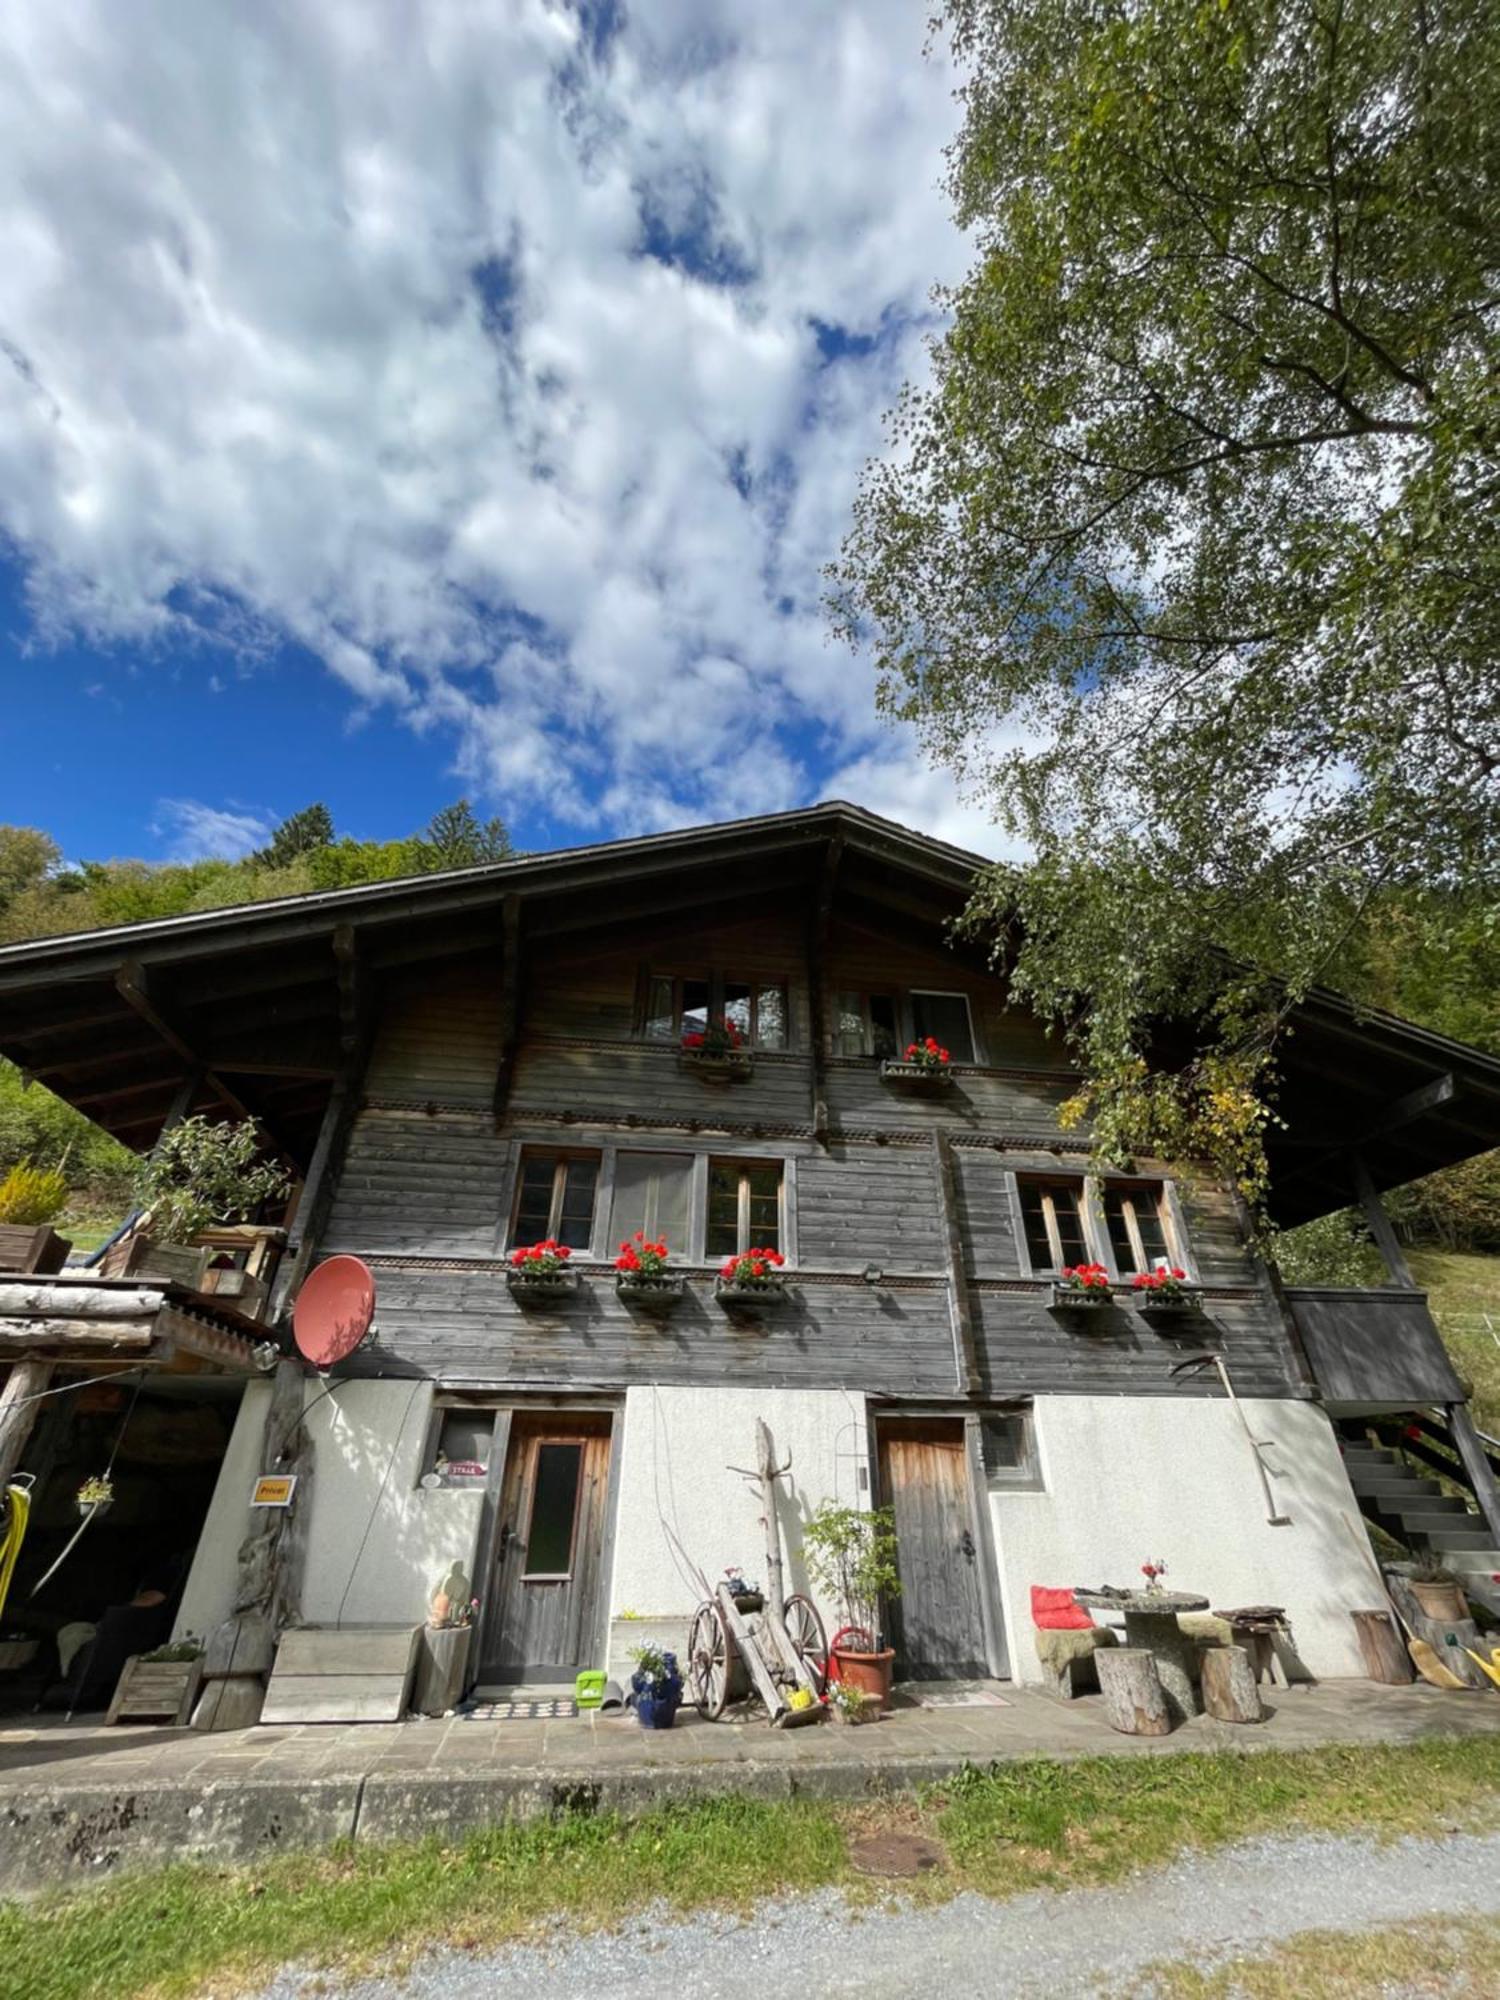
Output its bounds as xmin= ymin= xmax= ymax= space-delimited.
xmin=292 ymin=1255 xmax=377 ymax=1370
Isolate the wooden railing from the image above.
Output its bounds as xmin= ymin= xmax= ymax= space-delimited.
xmin=1284 ymin=1286 xmax=1466 ymax=1406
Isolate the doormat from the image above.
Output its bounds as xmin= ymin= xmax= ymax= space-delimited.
xmin=459 ymin=1697 xmax=578 ymax=1722
xmin=899 ymin=1687 xmax=1011 ymax=1709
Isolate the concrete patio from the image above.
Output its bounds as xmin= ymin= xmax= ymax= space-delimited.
xmin=3 ymin=1679 xmax=1499 ymax=1897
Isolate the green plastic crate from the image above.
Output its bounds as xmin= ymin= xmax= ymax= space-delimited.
xmin=574 ymin=1669 xmax=607 ymax=1710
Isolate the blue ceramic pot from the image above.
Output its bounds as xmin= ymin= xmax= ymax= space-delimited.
xmin=634 ymin=1686 xmax=682 ymax=1729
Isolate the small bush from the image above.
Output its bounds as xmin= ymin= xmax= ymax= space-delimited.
xmin=0 ymin=1160 xmax=70 ymax=1225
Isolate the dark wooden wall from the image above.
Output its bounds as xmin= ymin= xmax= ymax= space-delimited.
xmin=316 ymin=910 xmax=1306 ymax=1401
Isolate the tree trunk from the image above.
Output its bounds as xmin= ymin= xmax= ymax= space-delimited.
xmin=0 ymin=1359 xmax=51 ymax=1490
xmin=1351 ymin=1608 xmax=1415 ymax=1685
xmin=1096 ymin=1646 xmax=1172 ymax=1736
xmin=1201 ymin=1644 xmax=1264 ymax=1722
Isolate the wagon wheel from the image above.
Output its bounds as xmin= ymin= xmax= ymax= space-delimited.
xmin=782 ymin=1593 xmax=828 ymax=1693
xmin=687 ymin=1599 xmax=731 ymax=1719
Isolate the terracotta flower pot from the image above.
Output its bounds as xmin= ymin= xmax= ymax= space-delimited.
xmin=1411 ymin=1578 xmax=1469 ymax=1623
xmin=832 ymin=1645 xmax=896 ymax=1712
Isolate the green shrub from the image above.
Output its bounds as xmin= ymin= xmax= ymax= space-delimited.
xmin=0 ymin=1161 xmax=70 ymax=1225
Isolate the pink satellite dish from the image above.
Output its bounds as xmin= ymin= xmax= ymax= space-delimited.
xmin=292 ymin=1256 xmax=376 ymax=1370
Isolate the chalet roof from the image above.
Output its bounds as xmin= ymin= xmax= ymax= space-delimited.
xmin=0 ymin=799 xmax=1495 ymax=1225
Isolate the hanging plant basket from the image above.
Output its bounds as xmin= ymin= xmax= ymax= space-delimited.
xmin=879 ymin=1058 xmax=954 ymax=1095
xmin=76 ymin=1496 xmax=113 ymax=1521
xmin=616 ymin=1272 xmax=687 ymax=1315
xmin=715 ymin=1275 xmax=787 ymax=1315
xmin=678 ymin=1048 xmax=753 ymax=1085
xmin=505 ymin=1268 xmax=582 ymax=1307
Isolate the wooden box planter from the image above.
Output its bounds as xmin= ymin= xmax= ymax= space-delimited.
xmin=107 ymin=1654 xmax=205 ymax=1726
xmin=1135 ymin=1289 xmax=1206 ymax=1328
xmin=1048 ymin=1283 xmax=1117 ymax=1318
xmin=878 ymin=1059 xmax=954 ymax=1096
xmin=715 ymin=1276 xmax=787 ymax=1315
xmin=677 ymin=1049 xmax=754 ymax=1085
xmin=0 ymin=1223 xmax=72 ymax=1274
xmin=506 ymin=1268 xmax=582 ymax=1307
xmin=616 ymin=1273 xmax=687 ymax=1316
xmin=199 ymin=1267 xmax=269 ymax=1316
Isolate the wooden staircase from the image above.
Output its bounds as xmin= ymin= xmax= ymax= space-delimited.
xmin=1343 ymin=1438 xmax=1500 ymax=1619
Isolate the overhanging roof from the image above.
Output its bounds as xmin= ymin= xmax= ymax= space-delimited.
xmin=0 ymin=799 xmax=1494 ymax=1222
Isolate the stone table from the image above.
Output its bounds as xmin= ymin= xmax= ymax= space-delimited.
xmin=1075 ymin=1589 xmax=1210 ymax=1723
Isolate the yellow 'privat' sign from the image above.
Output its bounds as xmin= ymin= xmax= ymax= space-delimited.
xmin=251 ymin=1475 xmax=298 ymax=1508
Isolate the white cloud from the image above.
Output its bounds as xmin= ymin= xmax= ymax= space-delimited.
xmin=151 ymin=798 xmax=271 ymax=862
xmin=0 ymin=1 xmax=982 ymax=845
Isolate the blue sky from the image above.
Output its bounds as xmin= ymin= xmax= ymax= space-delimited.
xmin=0 ymin=2 xmax=1002 ymax=866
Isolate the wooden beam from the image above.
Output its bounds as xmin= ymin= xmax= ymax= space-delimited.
xmin=963 ymin=1414 xmax=1010 ymax=1679
xmin=0 ymin=1358 xmax=52 ymax=1488
xmin=1277 ymin=1073 xmax=1459 ymax=1187
xmin=807 ymin=833 xmax=843 ymax=1148
xmin=932 ymin=1132 xmax=983 ymax=1394
xmin=1446 ymin=1402 xmax=1500 ymax=1548
xmin=1352 ymin=1153 xmax=1416 ymax=1289
xmin=492 ymin=895 xmax=522 ymax=1120
xmin=333 ymin=924 xmax=361 ymax=1055
xmin=273 ymin=1023 xmax=372 ymax=1320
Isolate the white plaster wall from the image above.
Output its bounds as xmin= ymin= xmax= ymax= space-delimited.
xmin=993 ymin=1396 xmax=1375 ymax=1683
xmin=609 ymin=1386 xmax=870 ymax=1632
xmin=297 ymin=1380 xmax=486 ymax=1627
xmin=173 ymin=1379 xmax=272 ymax=1642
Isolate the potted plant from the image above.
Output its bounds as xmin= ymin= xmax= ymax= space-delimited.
xmin=106 ymin=1637 xmax=205 ymax=1726
xmin=880 ymin=1036 xmax=956 ymax=1093
xmin=122 ymin=1117 xmax=290 ymax=1288
xmin=800 ymin=1502 xmax=900 ymax=1710
xmin=1131 ymin=1265 xmax=1203 ymax=1318
xmin=615 ymin=1233 xmax=686 ymax=1313
xmin=1049 ymin=1262 xmax=1114 ymax=1312
xmin=825 ymin=1678 xmax=879 ymax=1725
xmin=75 ymin=1474 xmax=113 ymax=1519
xmin=715 ymin=1247 xmax=787 ymax=1313
xmin=506 ymin=1239 xmax=581 ymax=1303
xmin=630 ymin=1644 xmax=684 ymax=1728
xmin=678 ymin=1016 xmax=753 ymax=1082
xmin=1409 ymin=1555 xmax=1469 ymax=1624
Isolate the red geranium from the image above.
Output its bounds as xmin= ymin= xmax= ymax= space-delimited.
xmin=510 ymin=1238 xmax=572 ymax=1275
xmin=904 ymin=1035 xmax=951 ymax=1072
xmin=1059 ymin=1261 xmax=1111 ymax=1295
xmin=720 ymin=1247 xmax=786 ymax=1287
xmin=616 ymin=1232 xmax=671 ymax=1276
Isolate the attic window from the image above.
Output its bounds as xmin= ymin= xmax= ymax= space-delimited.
xmin=644 ymin=973 xmax=788 ymax=1049
xmin=909 ymin=991 xmax=976 ymax=1064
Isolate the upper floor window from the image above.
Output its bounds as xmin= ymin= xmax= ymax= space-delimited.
xmin=512 ymin=1149 xmax=599 ymax=1251
xmin=706 ymin=1158 xmax=783 ymax=1258
xmin=834 ymin=991 xmax=900 ymax=1059
xmin=909 ymin=991 xmax=976 ymax=1064
xmin=610 ymin=1150 xmax=694 ymax=1247
xmin=1017 ymin=1177 xmax=1089 ymax=1273
xmin=1104 ymin=1183 xmax=1179 ymax=1278
xmin=644 ymin=972 xmax=788 ymax=1049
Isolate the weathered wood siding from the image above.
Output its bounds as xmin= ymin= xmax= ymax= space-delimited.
xmin=309 ymin=901 xmax=1309 ymax=1402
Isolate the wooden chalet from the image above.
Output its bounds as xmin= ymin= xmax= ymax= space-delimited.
xmin=0 ymin=802 xmax=1497 ymax=1715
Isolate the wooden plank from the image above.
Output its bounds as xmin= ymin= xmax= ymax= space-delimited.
xmin=259 ymin=1675 xmax=413 ymax=1725
xmin=493 ymin=895 xmax=523 ymax=1118
xmin=0 ymin=1318 xmax=154 ymax=1349
xmin=932 ymin=1133 xmax=982 ymax=1394
xmin=273 ymin=1628 xmax=420 ymax=1675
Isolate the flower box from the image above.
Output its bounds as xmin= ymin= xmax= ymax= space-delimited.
xmin=879 ymin=1058 xmax=955 ymax=1095
xmin=715 ymin=1275 xmax=787 ymax=1314
xmin=1048 ymin=1281 xmax=1116 ymax=1314
xmin=1134 ymin=1288 xmax=1205 ymax=1322
xmin=677 ymin=1048 xmax=754 ymax=1084
xmin=506 ymin=1267 xmax=582 ymax=1306
xmin=616 ymin=1273 xmax=687 ymax=1315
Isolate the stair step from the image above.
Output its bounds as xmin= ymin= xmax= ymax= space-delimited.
xmin=1436 ymin=1550 xmax=1500 ymax=1574
xmin=1342 ymin=1447 xmax=1398 ymax=1466
xmin=1384 ymin=1496 xmax=1473 ymax=1520
xmin=1351 ymin=1472 xmax=1444 ymax=1498
xmin=1428 ymin=1529 xmax=1499 ymax=1551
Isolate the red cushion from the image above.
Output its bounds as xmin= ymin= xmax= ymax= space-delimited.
xmin=1030 ymin=1585 xmax=1095 ymax=1631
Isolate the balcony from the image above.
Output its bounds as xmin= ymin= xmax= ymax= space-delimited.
xmin=1284 ymin=1286 xmax=1465 ymax=1410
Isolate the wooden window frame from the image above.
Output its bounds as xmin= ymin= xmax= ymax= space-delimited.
xmin=705 ymin=1155 xmax=787 ymax=1260
xmin=832 ymin=989 xmax=901 ymax=1059
xmin=907 ymin=988 xmax=980 ymax=1064
xmin=978 ymin=1408 xmax=1044 ymax=1492
xmin=1013 ymin=1175 xmax=1092 ymax=1276
xmin=640 ymin=969 xmax=792 ymax=1050
xmin=507 ymin=1146 xmax=602 ymax=1252
xmin=520 ymin=1433 xmax=585 ymax=1583
xmin=608 ymin=1147 xmax=696 ymax=1251
xmin=1099 ymin=1179 xmax=1191 ymax=1281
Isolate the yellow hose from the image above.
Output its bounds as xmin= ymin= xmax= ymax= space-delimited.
xmin=0 ymin=1483 xmax=31 ymax=1622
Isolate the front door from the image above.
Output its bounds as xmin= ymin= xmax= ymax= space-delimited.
xmin=478 ymin=1412 xmax=613 ymax=1685
xmin=877 ymin=1418 xmax=989 ymax=1680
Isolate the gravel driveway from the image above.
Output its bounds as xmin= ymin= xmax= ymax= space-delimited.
xmin=254 ymin=1826 xmax=1500 ymax=1998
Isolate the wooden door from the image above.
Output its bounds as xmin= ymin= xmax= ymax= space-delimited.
xmin=878 ymin=1418 xmax=989 ymax=1680
xmin=479 ymin=1413 xmax=613 ymax=1684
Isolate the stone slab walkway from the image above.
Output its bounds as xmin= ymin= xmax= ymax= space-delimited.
xmin=2 ymin=1680 xmax=1498 ymax=1898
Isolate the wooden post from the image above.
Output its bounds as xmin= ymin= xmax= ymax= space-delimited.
xmin=1096 ymin=1646 xmax=1172 ymax=1736
xmin=1352 ymin=1155 xmax=1416 ymax=1289
xmin=932 ymin=1133 xmax=983 ymax=1394
xmin=1351 ymin=1608 xmax=1415 ymax=1684
xmin=755 ymin=1417 xmax=786 ymax=1613
xmin=1445 ymin=1401 xmax=1500 ymax=1549
xmin=0 ymin=1359 xmax=52 ymax=1490
xmin=1201 ymin=1644 xmax=1264 ymax=1722
xmin=807 ymin=833 xmax=842 ymax=1149
xmin=492 ymin=894 xmax=522 ymax=1119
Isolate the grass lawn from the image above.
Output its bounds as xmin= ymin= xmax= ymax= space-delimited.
xmin=1135 ymin=1914 xmax=1500 ymax=1998
xmin=5 ymin=1737 xmax=1500 ymax=2000
xmin=1412 ymin=1249 xmax=1500 ymax=1435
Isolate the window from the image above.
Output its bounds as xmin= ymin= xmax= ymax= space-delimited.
xmin=423 ymin=1408 xmax=494 ymax=1487
xmin=706 ymin=1159 xmax=783 ymax=1258
xmin=610 ymin=1151 xmax=695 ymax=1250
xmin=1017 ymin=1178 xmax=1089 ymax=1272
xmin=980 ymin=1411 xmax=1040 ymax=1489
xmin=1104 ymin=1184 xmax=1178 ymax=1277
xmin=834 ymin=990 xmax=900 ymax=1059
xmin=523 ymin=1442 xmax=583 ymax=1577
xmin=644 ymin=972 xmax=789 ymax=1049
xmin=910 ymin=991 xmax=976 ymax=1064
xmin=512 ymin=1150 xmax=599 ymax=1250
